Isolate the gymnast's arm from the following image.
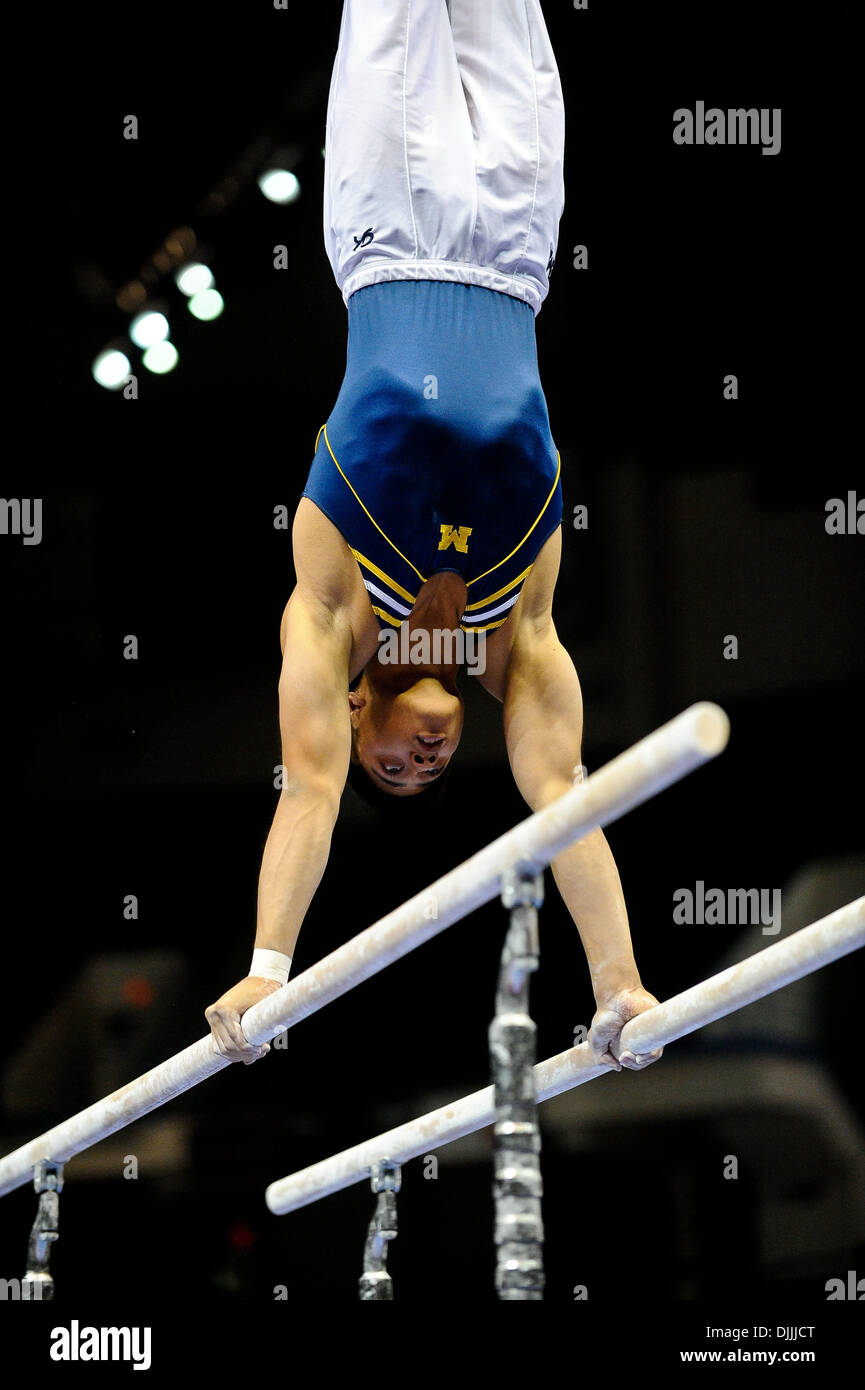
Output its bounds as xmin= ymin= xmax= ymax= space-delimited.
xmin=205 ymin=588 xmax=352 ymax=1064
xmin=495 ymin=612 xmax=663 ymax=1072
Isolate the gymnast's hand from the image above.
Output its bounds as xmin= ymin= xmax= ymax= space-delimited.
xmin=588 ymin=987 xmax=664 ymax=1072
xmin=205 ymin=977 xmax=283 ymax=1065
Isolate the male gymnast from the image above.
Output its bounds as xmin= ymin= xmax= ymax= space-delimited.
xmin=206 ymin=0 xmax=663 ymax=1076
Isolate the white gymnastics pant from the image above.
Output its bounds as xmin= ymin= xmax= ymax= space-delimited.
xmin=323 ymin=0 xmax=565 ymax=316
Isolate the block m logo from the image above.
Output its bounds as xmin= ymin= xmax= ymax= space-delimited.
xmin=438 ymin=524 xmax=472 ymax=553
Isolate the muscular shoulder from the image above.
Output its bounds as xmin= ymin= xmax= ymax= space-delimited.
xmin=477 ymin=525 xmax=562 ymax=701
xmin=513 ymin=525 xmax=561 ymax=626
xmin=293 ymin=497 xmax=360 ymax=609
xmin=289 ymin=497 xmax=380 ymax=671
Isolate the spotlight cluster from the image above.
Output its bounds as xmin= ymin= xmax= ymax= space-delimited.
xmin=90 ymin=149 xmax=303 ymax=391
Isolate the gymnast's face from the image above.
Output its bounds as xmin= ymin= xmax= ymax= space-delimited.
xmin=349 ymin=674 xmax=464 ymax=795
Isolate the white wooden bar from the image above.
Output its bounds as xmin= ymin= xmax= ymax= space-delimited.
xmin=265 ymin=896 xmax=865 ymax=1215
xmin=0 ymin=702 xmax=728 ymax=1199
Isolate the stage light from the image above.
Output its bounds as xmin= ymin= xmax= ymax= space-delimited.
xmin=258 ymin=169 xmax=300 ymax=205
xmin=188 ymin=288 xmax=224 ymax=322
xmin=92 ymin=348 xmax=131 ymax=391
xmin=116 ymin=280 xmax=148 ymax=313
xmin=175 ymin=262 xmax=214 ymax=297
xmin=129 ymin=309 xmax=170 ymax=348
xmin=142 ymin=340 xmax=179 ymax=374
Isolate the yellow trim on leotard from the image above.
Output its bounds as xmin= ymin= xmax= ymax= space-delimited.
xmin=372 ymin=606 xmax=404 ymax=627
xmin=464 ymin=450 xmax=561 ymax=588
xmin=314 ymin=426 xmax=561 ymax=609
xmin=459 ymin=616 xmax=510 ymax=632
xmin=462 ymin=563 xmax=533 ymax=611
xmin=321 ymin=424 xmax=427 ymax=582
xmin=350 ymin=549 xmax=417 ymax=605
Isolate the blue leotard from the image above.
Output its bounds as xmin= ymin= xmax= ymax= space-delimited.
xmin=302 ymin=279 xmax=562 ymax=633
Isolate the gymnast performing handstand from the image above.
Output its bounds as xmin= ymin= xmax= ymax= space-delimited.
xmin=206 ymin=0 xmax=663 ymax=1075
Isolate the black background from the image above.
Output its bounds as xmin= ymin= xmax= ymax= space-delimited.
xmin=1 ymin=0 xmax=862 ymax=1358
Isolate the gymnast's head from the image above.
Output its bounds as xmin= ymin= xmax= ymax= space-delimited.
xmin=347 ymin=665 xmax=464 ymax=804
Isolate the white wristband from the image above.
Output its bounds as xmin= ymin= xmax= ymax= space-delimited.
xmin=249 ymin=948 xmax=293 ymax=986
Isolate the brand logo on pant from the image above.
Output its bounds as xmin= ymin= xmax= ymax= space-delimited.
xmin=438 ymin=524 xmax=472 ymax=553
xmin=353 ymin=228 xmax=375 ymax=249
